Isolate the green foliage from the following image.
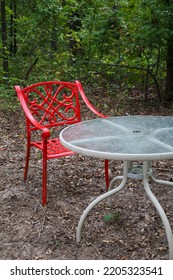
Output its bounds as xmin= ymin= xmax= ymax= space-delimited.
xmin=0 ymin=85 xmax=18 ymax=111
xmin=103 ymin=212 xmax=121 ymax=223
xmin=1 ymin=0 xmax=173 ymax=103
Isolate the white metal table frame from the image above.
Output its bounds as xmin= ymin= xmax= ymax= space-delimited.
xmin=60 ymin=116 xmax=173 ymax=259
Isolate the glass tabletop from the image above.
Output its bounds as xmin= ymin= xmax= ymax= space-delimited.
xmin=60 ymin=116 xmax=173 ymax=160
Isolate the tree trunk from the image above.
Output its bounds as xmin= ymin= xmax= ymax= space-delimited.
xmin=50 ymin=14 xmax=57 ymax=54
xmin=1 ymin=0 xmax=9 ymax=80
xmin=10 ymin=0 xmax=17 ymax=56
xmin=165 ymin=36 xmax=173 ymax=101
xmin=164 ymin=0 xmax=173 ymax=101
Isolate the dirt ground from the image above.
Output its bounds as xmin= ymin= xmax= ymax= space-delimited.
xmin=1 ymin=91 xmax=173 ymax=260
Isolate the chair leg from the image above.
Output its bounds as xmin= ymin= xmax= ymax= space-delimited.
xmin=105 ymin=159 xmax=109 ymax=191
xmin=42 ymin=153 xmax=47 ymax=206
xmin=24 ymin=143 xmax=31 ymax=181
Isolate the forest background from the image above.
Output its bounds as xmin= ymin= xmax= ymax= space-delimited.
xmin=1 ymin=0 xmax=173 ymax=107
xmin=1 ymin=0 xmax=173 ymax=261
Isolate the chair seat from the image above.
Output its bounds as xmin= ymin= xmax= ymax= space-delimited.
xmin=31 ymin=138 xmax=75 ymax=158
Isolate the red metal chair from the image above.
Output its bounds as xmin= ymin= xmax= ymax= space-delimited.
xmin=14 ymin=80 xmax=110 ymax=206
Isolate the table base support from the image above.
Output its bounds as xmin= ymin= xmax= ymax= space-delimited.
xmin=143 ymin=161 xmax=173 ymax=260
xmin=76 ymin=160 xmax=173 ymax=259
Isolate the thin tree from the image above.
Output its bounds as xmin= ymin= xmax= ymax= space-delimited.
xmin=10 ymin=0 xmax=17 ymax=56
xmin=165 ymin=0 xmax=173 ymax=100
xmin=1 ymin=0 xmax=9 ymax=80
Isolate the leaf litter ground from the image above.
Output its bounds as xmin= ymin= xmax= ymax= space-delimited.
xmin=1 ymin=91 xmax=173 ymax=260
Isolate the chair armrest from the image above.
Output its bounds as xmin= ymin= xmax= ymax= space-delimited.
xmin=14 ymin=86 xmax=51 ymax=140
xmin=75 ymin=80 xmax=108 ymax=118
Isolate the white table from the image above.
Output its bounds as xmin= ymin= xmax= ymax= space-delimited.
xmin=60 ymin=116 xmax=173 ymax=259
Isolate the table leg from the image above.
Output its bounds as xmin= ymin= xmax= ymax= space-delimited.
xmin=76 ymin=161 xmax=128 ymax=242
xmin=107 ymin=175 xmax=124 ymax=207
xmin=151 ymin=174 xmax=173 ymax=187
xmin=143 ymin=161 xmax=173 ymax=260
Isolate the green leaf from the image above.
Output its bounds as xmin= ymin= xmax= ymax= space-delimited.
xmin=103 ymin=213 xmax=114 ymax=222
xmin=103 ymin=212 xmax=121 ymax=223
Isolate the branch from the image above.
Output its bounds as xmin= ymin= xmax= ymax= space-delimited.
xmin=86 ymin=61 xmax=162 ymax=102
xmin=24 ymin=57 xmax=39 ymax=82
